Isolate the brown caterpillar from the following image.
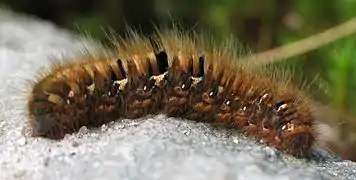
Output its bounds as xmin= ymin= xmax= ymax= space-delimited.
xmin=27 ymin=29 xmax=315 ymax=158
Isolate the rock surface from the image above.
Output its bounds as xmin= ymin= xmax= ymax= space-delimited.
xmin=1 ymin=8 xmax=356 ymax=180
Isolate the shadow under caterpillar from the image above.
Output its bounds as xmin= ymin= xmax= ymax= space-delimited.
xmin=27 ymin=29 xmax=315 ymax=158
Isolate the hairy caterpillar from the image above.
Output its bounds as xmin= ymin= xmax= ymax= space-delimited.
xmin=27 ymin=29 xmax=316 ymax=158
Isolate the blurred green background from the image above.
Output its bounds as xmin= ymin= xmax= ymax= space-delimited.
xmin=1 ymin=0 xmax=356 ymax=160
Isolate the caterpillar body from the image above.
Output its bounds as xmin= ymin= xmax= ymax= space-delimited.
xmin=27 ymin=29 xmax=315 ymax=158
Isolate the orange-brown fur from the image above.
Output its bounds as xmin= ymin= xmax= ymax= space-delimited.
xmin=27 ymin=29 xmax=316 ymax=157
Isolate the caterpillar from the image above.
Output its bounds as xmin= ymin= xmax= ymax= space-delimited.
xmin=27 ymin=29 xmax=315 ymax=158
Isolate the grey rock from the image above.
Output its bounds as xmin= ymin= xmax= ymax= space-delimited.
xmin=0 ymin=8 xmax=355 ymax=180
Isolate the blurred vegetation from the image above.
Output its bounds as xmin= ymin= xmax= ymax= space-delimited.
xmin=1 ymin=0 xmax=356 ymax=160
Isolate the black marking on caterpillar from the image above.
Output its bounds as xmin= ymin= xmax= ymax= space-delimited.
xmin=27 ymin=29 xmax=316 ymax=158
